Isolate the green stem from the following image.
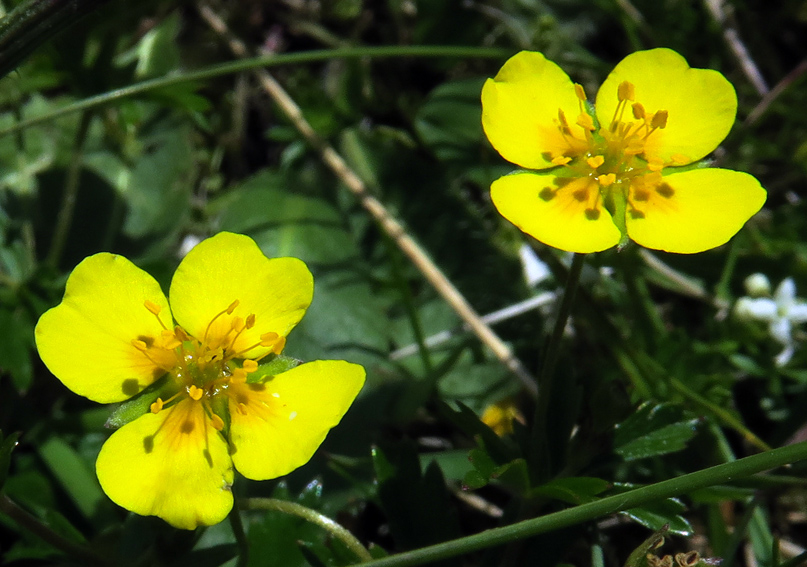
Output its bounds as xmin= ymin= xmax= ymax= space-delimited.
xmin=240 ymin=498 xmax=372 ymax=563
xmin=531 ymin=253 xmax=586 ymax=479
xmin=229 ymin=498 xmax=249 ymax=567
xmin=349 ymin=442 xmax=807 ymax=567
xmin=0 ymin=494 xmax=111 ymax=566
xmin=669 ymin=377 xmax=772 ymax=452
xmin=46 ymin=110 xmax=92 ymax=268
xmin=0 ymin=46 xmax=511 ymax=140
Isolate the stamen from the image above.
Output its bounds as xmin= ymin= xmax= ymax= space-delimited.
xmin=203 ymin=300 xmax=241 ymax=343
xmin=574 ymin=83 xmax=587 ymax=101
xmin=245 ymin=314 xmax=256 ymax=329
xmin=242 ymin=360 xmax=258 ymax=373
xmin=143 ymin=300 xmax=168 ymax=330
xmin=210 ymin=413 xmax=225 ymax=431
xmin=174 ymin=326 xmax=190 ymax=342
xmin=231 ymin=368 xmax=248 ymax=382
xmin=631 ymin=102 xmax=645 ymax=120
xmin=576 ymin=113 xmax=595 ymax=131
xmin=150 ymin=398 xmax=164 ymax=414
xmin=650 ymin=110 xmax=668 ymax=129
xmin=237 ymin=402 xmax=248 ymax=416
xmin=226 ymin=300 xmax=240 ymax=314
xmin=231 ymin=317 xmax=245 ymax=333
xmin=617 ymin=81 xmax=635 ymax=102
xmin=161 ymin=329 xmax=181 ymax=350
xmin=647 ymin=157 xmax=664 ymax=172
xmin=597 ymin=173 xmax=616 ymax=186
xmin=586 ymin=155 xmax=605 ymax=169
xmin=131 ymin=339 xmax=148 ymax=351
xmin=188 ymin=385 xmax=204 ymax=401
xmin=557 ymin=109 xmax=572 ymax=135
xmin=670 ymin=153 xmax=689 ymax=165
xmin=552 ymin=156 xmax=572 ymax=166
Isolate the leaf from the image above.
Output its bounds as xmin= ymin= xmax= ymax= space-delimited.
xmin=621 ymin=497 xmax=693 ymax=536
xmin=0 ymin=307 xmax=34 ymax=391
xmin=623 ymin=524 xmax=669 ymax=567
xmin=0 ymin=430 xmax=20 ymax=490
xmin=105 ymin=376 xmax=168 ymax=429
xmin=530 ymin=476 xmax=612 ymax=505
xmin=37 ymin=437 xmax=105 ymax=521
xmin=614 ymin=403 xmax=699 ymax=461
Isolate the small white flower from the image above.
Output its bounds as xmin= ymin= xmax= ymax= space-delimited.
xmin=734 ymin=277 xmax=807 ymax=366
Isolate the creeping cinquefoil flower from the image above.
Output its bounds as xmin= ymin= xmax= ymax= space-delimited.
xmin=482 ymin=48 xmax=766 ymax=254
xmin=35 ymin=232 xmax=365 ymax=529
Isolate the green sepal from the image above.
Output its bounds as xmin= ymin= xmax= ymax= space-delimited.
xmin=247 ymin=354 xmax=302 ymax=383
xmin=0 ymin=430 xmax=20 ymax=491
xmin=105 ymin=375 xmax=172 ymax=429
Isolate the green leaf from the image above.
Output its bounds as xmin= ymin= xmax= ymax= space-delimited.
xmin=614 ymin=403 xmax=699 ymax=461
xmin=621 ymin=497 xmax=693 ymax=536
xmin=530 ymin=476 xmax=612 ymax=505
xmin=249 ymin=355 xmax=302 ymax=383
xmin=37 ymin=437 xmax=105 ymax=522
xmin=0 ymin=307 xmax=34 ymax=391
xmin=0 ymin=430 xmax=20 ymax=491
xmin=105 ymin=376 xmax=168 ymax=429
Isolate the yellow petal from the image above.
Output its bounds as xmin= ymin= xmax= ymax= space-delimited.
xmin=626 ymin=168 xmax=766 ymax=253
xmin=596 ymin=48 xmax=737 ymax=164
xmin=228 ymin=360 xmax=365 ymax=480
xmin=169 ymin=232 xmax=313 ymax=359
xmin=490 ymin=172 xmax=622 ymax=253
xmin=96 ymin=398 xmax=234 ymax=530
xmin=35 ymin=254 xmax=173 ymax=404
xmin=482 ymin=51 xmax=586 ymax=170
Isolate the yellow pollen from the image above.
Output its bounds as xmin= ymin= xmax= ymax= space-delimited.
xmin=574 ymin=83 xmax=587 ymax=101
xmin=260 ymin=332 xmax=280 ymax=346
xmin=226 ymin=300 xmax=240 ymax=315
xmin=188 ymin=385 xmax=204 ymax=401
xmin=144 ymin=300 xmax=162 ymax=315
xmin=245 ymin=314 xmax=256 ymax=329
xmin=552 ymin=156 xmax=571 ymax=166
xmin=586 ymin=155 xmax=605 ymax=169
xmin=150 ymin=398 xmax=164 ymax=414
xmin=210 ymin=413 xmax=225 ymax=431
xmin=131 ymin=339 xmax=148 ymax=351
xmin=598 ymin=173 xmax=616 ymax=186
xmin=647 ymin=157 xmax=664 ymax=172
xmin=242 ymin=359 xmax=259 ymax=373
xmin=232 ymin=368 xmax=248 ymax=382
xmin=632 ymin=102 xmax=645 ymax=120
xmin=618 ymin=81 xmax=635 ymax=102
xmin=231 ymin=317 xmax=245 ymax=333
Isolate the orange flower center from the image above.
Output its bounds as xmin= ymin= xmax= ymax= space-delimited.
xmin=131 ymin=300 xmax=286 ymax=426
xmin=541 ymin=80 xmax=689 ymax=225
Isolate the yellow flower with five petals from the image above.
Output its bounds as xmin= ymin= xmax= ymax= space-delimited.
xmin=482 ymin=48 xmax=766 ymax=254
xmin=35 ymin=232 xmax=365 ymax=529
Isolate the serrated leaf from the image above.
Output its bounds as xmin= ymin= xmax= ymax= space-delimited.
xmin=621 ymin=498 xmax=693 ymax=536
xmin=614 ymin=403 xmax=699 ymax=461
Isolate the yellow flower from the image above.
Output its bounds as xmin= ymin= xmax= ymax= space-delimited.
xmin=34 ymin=232 xmax=365 ymax=529
xmin=481 ymin=48 xmax=766 ymax=254
xmin=481 ymin=398 xmax=524 ymax=436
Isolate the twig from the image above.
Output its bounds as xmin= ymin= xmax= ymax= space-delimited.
xmin=703 ymin=0 xmax=769 ymax=96
xmin=745 ymin=59 xmax=807 ymax=125
xmin=198 ymin=4 xmax=538 ymax=396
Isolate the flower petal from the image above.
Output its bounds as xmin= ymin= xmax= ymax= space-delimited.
xmin=596 ymin=48 xmax=737 ymax=164
xmin=170 ymin=232 xmax=313 ymax=358
xmin=491 ymin=172 xmax=622 ymax=253
xmin=626 ymin=168 xmax=766 ymax=254
xmin=35 ymin=253 xmax=173 ymax=404
xmin=734 ymin=297 xmax=778 ymax=322
xmin=482 ymin=51 xmax=586 ymax=170
xmin=96 ymin=398 xmax=234 ymax=530
xmin=228 ymin=360 xmax=365 ymax=480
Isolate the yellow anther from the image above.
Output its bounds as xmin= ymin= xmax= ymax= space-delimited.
xmin=574 ymin=83 xmax=587 ymax=101
xmin=647 ymin=157 xmax=664 ymax=172
xmin=237 ymin=402 xmax=248 ymax=416
xmin=231 ymin=317 xmax=245 ymax=333
xmin=618 ymin=81 xmax=635 ymax=102
xmin=651 ymin=110 xmax=668 ymax=129
xmin=670 ymin=153 xmax=689 ymax=165
xmin=144 ymin=300 xmax=162 ymax=315
xmin=226 ymin=300 xmax=240 ymax=315
xmin=576 ymin=113 xmax=595 ymax=131
xmin=260 ymin=332 xmax=280 ymax=346
xmin=245 ymin=314 xmax=256 ymax=329
xmin=242 ymin=359 xmax=259 ymax=373
xmin=131 ymin=339 xmax=148 ymax=351
xmin=586 ymin=155 xmax=605 ymax=169
xmin=231 ymin=368 xmax=248 ymax=382
xmin=210 ymin=413 xmax=225 ymax=431
xmin=160 ymin=329 xmax=181 ymax=349
xmin=557 ymin=109 xmax=572 ymax=134
xmin=188 ymin=385 xmax=203 ymax=401
xmin=598 ymin=173 xmax=616 ymax=187
xmin=551 ymin=156 xmax=571 ymax=166
xmin=174 ymin=326 xmax=190 ymax=342
xmin=150 ymin=398 xmax=164 ymax=414
xmin=271 ymin=336 xmax=286 ymax=355
xmin=632 ymin=102 xmax=645 ymax=120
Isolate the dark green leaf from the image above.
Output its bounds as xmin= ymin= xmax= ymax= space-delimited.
xmin=614 ymin=403 xmax=699 ymax=461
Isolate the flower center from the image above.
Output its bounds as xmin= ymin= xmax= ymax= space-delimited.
xmin=132 ymin=300 xmax=286 ymax=427
xmin=541 ymin=80 xmax=689 ymax=232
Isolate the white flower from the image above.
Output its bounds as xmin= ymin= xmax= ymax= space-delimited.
xmin=735 ymin=277 xmax=807 ymax=366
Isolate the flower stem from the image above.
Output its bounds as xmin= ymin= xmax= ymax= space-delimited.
xmin=0 ymin=494 xmax=111 ymax=566
xmin=348 ymin=442 xmax=807 ymax=567
xmin=0 ymin=45 xmax=511 ymax=141
xmin=240 ymin=498 xmax=372 ymax=563
xmin=229 ymin=498 xmax=249 ymax=567
xmin=531 ymin=253 xmax=586 ymax=480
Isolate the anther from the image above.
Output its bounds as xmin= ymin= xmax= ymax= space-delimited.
xmin=242 ymin=360 xmax=259 ymax=373
xmin=651 ymin=110 xmax=668 ymax=129
xmin=586 ymin=155 xmax=605 ymax=169
xmin=597 ymin=173 xmax=616 ymax=187
xmin=144 ymin=300 xmax=162 ymax=315
xmin=226 ymin=300 xmax=240 ymax=315
xmin=174 ymin=326 xmax=190 ymax=342
xmin=551 ymin=156 xmax=571 ymax=166
xmin=210 ymin=414 xmax=225 ymax=431
xmin=237 ymin=402 xmax=248 ymax=416
xmin=231 ymin=317 xmax=245 ymax=333
xmin=631 ymin=102 xmax=645 ymax=120
xmin=574 ymin=83 xmax=587 ymax=101
xmin=131 ymin=339 xmax=148 ymax=351
xmin=188 ymin=385 xmax=204 ymax=401
xmin=260 ymin=332 xmax=280 ymax=346
xmin=647 ymin=157 xmax=664 ymax=172
xmin=618 ymin=81 xmax=635 ymax=102
xmin=245 ymin=314 xmax=256 ymax=329
xmin=576 ymin=113 xmax=595 ymax=131
xmin=231 ymin=368 xmax=248 ymax=382
xmin=150 ymin=398 xmax=164 ymax=414
xmin=557 ymin=109 xmax=572 ymax=135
